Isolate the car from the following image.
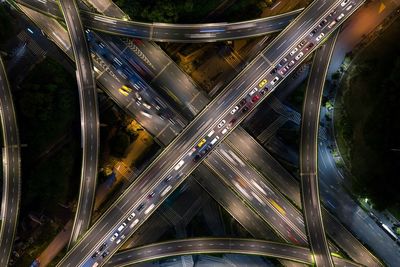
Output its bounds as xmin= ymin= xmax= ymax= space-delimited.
xmin=174 ymin=160 xmax=185 ymax=170
xmin=116 ymin=239 xmax=122 ymax=245
xmin=207 ymin=130 xmax=215 ymax=137
xmin=193 ymin=154 xmax=201 ymax=162
xmin=249 ymin=87 xmax=258 ymax=96
xmin=270 ymin=77 xmax=279 ymax=86
xmin=277 ymin=57 xmax=288 ymax=68
xmin=210 ymin=136 xmax=220 ymax=145
xmin=229 ymin=118 xmax=237 ymax=127
xmin=240 ymin=98 xmax=247 ymax=106
xmin=258 ymin=79 xmax=268 ymax=88
xmin=142 ymin=102 xmax=151 ymax=109
xmin=99 ymin=243 xmax=107 ymax=252
xmin=147 ymin=191 xmax=155 ymax=199
xmin=289 ymin=47 xmax=298 ymax=56
xmin=197 ymin=138 xmax=207 ymax=148
xmin=119 ymin=85 xmax=132 ymax=96
xmin=346 ymin=4 xmax=353 ymax=11
xmin=241 ymin=106 xmax=249 ymax=113
xmin=119 ymin=87 xmax=129 ymax=96
xmin=230 ymin=106 xmax=239 ymax=114
xmin=329 ymin=10 xmax=337 ymax=17
xmin=251 ymin=95 xmax=260 ymax=103
xmin=135 ymin=92 xmax=142 ymax=101
xmin=259 ymin=89 xmax=266 ymax=95
xmin=319 ymin=19 xmax=328 ymax=28
xmin=117 ymin=223 xmax=127 ymax=232
xmin=328 ymin=21 xmax=337 ymax=29
xmin=305 ymin=43 xmax=314 ymax=51
xmin=270 ymin=68 xmax=277 ymax=75
xmin=297 ymin=40 xmax=307 ymax=48
xmin=309 ymin=28 xmax=318 ymax=37
xmin=279 ymin=66 xmax=289 ymax=75
xmin=295 ymin=52 xmax=304 ymax=61
xmin=135 ymin=98 xmax=141 ymax=105
xmin=288 ymin=60 xmax=295 ymax=67
xmin=137 ymin=203 xmax=145 ymax=212
xmin=336 ymin=13 xmax=345 ymax=21
xmin=341 ymin=0 xmax=349 ymax=6
xmin=221 ymin=128 xmax=228 ymax=135
xmin=110 ymin=232 xmax=119 ymax=242
xmin=164 ymin=175 xmax=173 ymax=182
xmin=127 ymin=212 xmax=135 ymax=221
xmin=91 ymin=251 xmax=99 ymax=259
xmin=316 ymin=32 xmax=325 ymax=42
xmin=218 ymin=120 xmax=226 ymax=128
xmin=101 ymin=251 xmax=110 ymax=258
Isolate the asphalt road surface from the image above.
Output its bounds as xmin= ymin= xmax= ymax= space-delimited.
xmin=58 ymin=0 xmax=100 ymax=247
xmin=0 ymin=56 xmax=21 ymax=267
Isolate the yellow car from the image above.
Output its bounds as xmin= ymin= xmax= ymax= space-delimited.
xmin=197 ymin=138 xmax=207 ymax=148
xmin=119 ymin=85 xmax=132 ymax=96
xmin=258 ymin=79 xmax=268 ymax=88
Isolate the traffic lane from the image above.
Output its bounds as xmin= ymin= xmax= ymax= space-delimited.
xmin=61 ymin=55 xmax=272 ymax=264
xmin=193 ymin=165 xmax=279 ymax=241
xmin=59 ymin=0 xmax=356 ymax=263
xmin=58 ymin=0 xmax=100 ymax=244
xmin=262 ymin=0 xmax=337 ymax=62
xmin=204 ymin=151 xmax=307 ymax=246
xmin=88 ymin=32 xmax=189 ymax=127
xmin=18 ymin=0 xmax=300 ymax=42
xmin=106 ymin=238 xmax=312 ymax=267
xmin=227 ymin=127 xmax=302 ymax=206
xmin=0 ymin=58 xmax=21 ymax=266
xmin=229 ymin=124 xmax=381 ymax=265
xmin=213 ymin=142 xmax=307 ymax=241
xmin=232 ymin=126 xmax=382 ymax=266
xmin=299 ymin=32 xmax=340 ymax=267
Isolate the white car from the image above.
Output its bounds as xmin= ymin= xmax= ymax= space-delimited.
xmin=221 ymin=128 xmax=228 ymax=135
xmin=346 ymin=4 xmax=353 ymax=11
xmin=217 ymin=120 xmax=226 ymax=128
xmin=341 ymin=0 xmax=349 ymax=6
xmin=117 ymin=223 xmax=127 ymax=232
xmin=249 ymin=87 xmax=258 ymax=96
xmin=316 ymin=32 xmax=325 ymax=42
xmin=295 ymin=52 xmax=304 ymax=61
xmin=174 ymin=160 xmax=185 ymax=171
xmin=289 ymin=47 xmax=298 ymax=56
xmin=230 ymin=106 xmax=239 ymax=114
xmin=336 ymin=13 xmax=345 ymax=21
xmin=270 ymin=77 xmax=279 ymax=86
xmin=110 ymin=232 xmax=119 ymax=242
xmin=328 ymin=21 xmax=337 ymax=29
xmin=142 ymin=102 xmax=151 ymax=109
xmin=127 ymin=212 xmax=135 ymax=221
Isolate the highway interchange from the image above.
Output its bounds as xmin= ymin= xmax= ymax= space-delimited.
xmin=0 ymin=0 xmax=397 ymax=266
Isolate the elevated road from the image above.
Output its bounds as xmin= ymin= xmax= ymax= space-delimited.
xmin=57 ymin=1 xmax=365 ymax=266
xmin=228 ymin=127 xmax=383 ymax=267
xmin=0 ymin=57 xmax=21 ymax=266
xmin=58 ymin=0 xmax=100 ymax=246
xmin=15 ymin=0 xmax=301 ymax=42
xmin=105 ymin=238 xmax=361 ymax=267
xmin=300 ymin=29 xmax=340 ymax=267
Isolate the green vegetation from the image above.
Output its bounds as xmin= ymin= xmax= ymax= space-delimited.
xmin=113 ymin=0 xmax=225 ymax=23
xmin=335 ymin=18 xmax=400 ymax=210
xmin=16 ymin=57 xmax=80 ymax=213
